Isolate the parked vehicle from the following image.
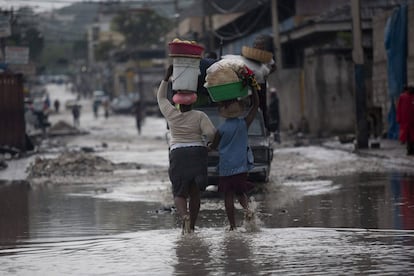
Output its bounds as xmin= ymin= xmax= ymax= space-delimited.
xmin=65 ymin=99 xmax=78 ymax=110
xmin=92 ymin=90 xmax=106 ymax=104
xmin=110 ymin=95 xmax=134 ymax=114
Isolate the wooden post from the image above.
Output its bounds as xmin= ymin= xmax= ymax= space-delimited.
xmin=351 ymin=0 xmax=369 ymax=149
xmin=271 ymin=0 xmax=281 ymax=70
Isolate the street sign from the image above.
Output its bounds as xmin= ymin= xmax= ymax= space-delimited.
xmin=8 ymin=63 xmax=36 ymax=76
xmin=5 ymin=46 xmax=30 ymax=64
xmin=0 ymin=15 xmax=11 ymax=37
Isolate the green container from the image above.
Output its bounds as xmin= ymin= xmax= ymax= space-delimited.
xmin=207 ymin=81 xmax=248 ymax=102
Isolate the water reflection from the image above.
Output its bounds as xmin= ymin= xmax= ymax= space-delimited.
xmin=222 ymin=232 xmax=257 ymax=275
xmin=1 ymin=227 xmax=414 ymax=275
xmin=263 ymin=173 xmax=414 ymax=231
xmin=391 ymin=173 xmax=414 ymax=230
xmin=1 ymin=173 xmax=414 ymax=274
xmin=0 ymin=181 xmax=30 ymax=246
xmin=174 ymin=234 xmax=212 ymax=275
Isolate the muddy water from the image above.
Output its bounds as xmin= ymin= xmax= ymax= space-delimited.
xmin=1 ymin=173 xmax=414 ymax=275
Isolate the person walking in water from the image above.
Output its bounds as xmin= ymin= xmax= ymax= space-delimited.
xmin=157 ymin=65 xmax=216 ymax=234
xmin=209 ymin=80 xmax=260 ymax=231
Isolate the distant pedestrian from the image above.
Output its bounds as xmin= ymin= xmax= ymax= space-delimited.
xmin=134 ymin=100 xmax=143 ymax=135
xmin=397 ymin=85 xmax=414 ymax=155
xmin=44 ymin=93 xmax=51 ymax=109
xmin=103 ymin=98 xmax=109 ymax=119
xmin=268 ymin=88 xmax=280 ymax=142
xmin=72 ymin=104 xmax=81 ymax=127
xmin=93 ymin=101 xmax=99 ymax=118
xmin=54 ymin=99 xmax=60 ymax=113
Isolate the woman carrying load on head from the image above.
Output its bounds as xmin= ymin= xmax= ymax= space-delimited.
xmin=157 ymin=65 xmax=216 ymax=234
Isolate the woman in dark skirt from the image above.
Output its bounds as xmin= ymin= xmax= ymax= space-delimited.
xmin=157 ymin=65 xmax=216 ymax=234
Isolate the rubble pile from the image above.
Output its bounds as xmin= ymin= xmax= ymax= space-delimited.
xmin=28 ymin=151 xmax=115 ymax=178
xmin=48 ymin=120 xmax=81 ymax=136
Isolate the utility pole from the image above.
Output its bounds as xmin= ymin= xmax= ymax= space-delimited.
xmin=351 ymin=0 xmax=369 ymax=149
xmin=174 ymin=0 xmax=179 ymax=37
xmin=0 ymin=9 xmax=12 ymax=62
xmin=271 ymin=0 xmax=281 ymax=70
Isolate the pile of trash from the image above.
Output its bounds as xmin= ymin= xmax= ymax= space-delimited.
xmin=27 ymin=151 xmax=115 ymax=178
xmin=48 ymin=120 xmax=83 ymax=136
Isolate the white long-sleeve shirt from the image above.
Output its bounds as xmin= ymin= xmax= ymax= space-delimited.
xmin=157 ymin=80 xmax=216 ymax=147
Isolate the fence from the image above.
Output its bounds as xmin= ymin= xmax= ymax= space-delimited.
xmin=0 ymin=73 xmax=26 ymax=151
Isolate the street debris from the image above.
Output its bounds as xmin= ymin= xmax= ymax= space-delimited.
xmin=27 ymin=151 xmax=141 ymax=178
xmin=48 ymin=120 xmax=86 ymax=136
xmin=0 ymin=158 xmax=7 ymax=170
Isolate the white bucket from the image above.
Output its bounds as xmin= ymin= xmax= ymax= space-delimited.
xmin=172 ymin=57 xmax=200 ymax=92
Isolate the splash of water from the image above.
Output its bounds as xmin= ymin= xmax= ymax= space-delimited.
xmin=241 ymin=196 xmax=263 ymax=232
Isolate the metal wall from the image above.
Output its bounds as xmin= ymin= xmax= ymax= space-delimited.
xmin=0 ymin=73 xmax=26 ymax=151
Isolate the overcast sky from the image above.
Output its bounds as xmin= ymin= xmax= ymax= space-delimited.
xmin=0 ymin=0 xmax=169 ymax=12
xmin=1 ymin=0 xmax=181 ymax=13
xmin=0 ymin=0 xmax=91 ymax=12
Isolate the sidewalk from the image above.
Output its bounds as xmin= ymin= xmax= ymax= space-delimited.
xmin=323 ymin=138 xmax=413 ymax=170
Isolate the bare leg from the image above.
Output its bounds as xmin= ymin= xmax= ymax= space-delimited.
xmin=188 ymin=184 xmax=200 ymax=230
xmin=237 ymin=193 xmax=254 ymax=221
xmin=175 ymin=196 xmax=191 ymax=234
xmin=174 ymin=196 xmax=188 ymax=218
xmin=237 ymin=193 xmax=249 ymax=210
xmin=224 ymin=192 xmax=236 ymax=230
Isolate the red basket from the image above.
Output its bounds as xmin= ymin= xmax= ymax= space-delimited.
xmin=168 ymin=42 xmax=204 ymax=57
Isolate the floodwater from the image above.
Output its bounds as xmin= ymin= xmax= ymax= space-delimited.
xmin=1 ymin=172 xmax=414 ymax=275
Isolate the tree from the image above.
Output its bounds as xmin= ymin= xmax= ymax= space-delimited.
xmin=112 ymin=9 xmax=172 ymax=48
xmin=6 ymin=7 xmax=44 ymax=61
xmin=72 ymin=38 xmax=88 ymax=60
xmin=94 ymin=40 xmax=116 ymax=61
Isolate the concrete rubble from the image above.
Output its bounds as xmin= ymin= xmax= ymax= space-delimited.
xmin=27 ymin=151 xmax=140 ymax=178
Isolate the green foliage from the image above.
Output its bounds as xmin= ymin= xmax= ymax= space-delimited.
xmin=72 ymin=38 xmax=88 ymax=60
xmin=7 ymin=24 xmax=44 ymax=61
xmin=94 ymin=41 xmax=116 ymax=61
xmin=38 ymin=42 xmax=73 ymax=73
xmin=37 ymin=39 xmax=89 ymax=74
xmin=112 ymin=9 xmax=172 ymax=47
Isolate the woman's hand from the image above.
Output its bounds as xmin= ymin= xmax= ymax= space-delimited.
xmin=164 ymin=65 xmax=173 ymax=81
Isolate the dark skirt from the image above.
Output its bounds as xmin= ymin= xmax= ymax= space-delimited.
xmin=169 ymin=146 xmax=208 ymax=197
xmin=218 ymin=173 xmax=254 ymax=195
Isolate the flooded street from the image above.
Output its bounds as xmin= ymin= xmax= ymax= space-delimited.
xmin=1 ymin=85 xmax=414 ymax=275
xmin=1 ymin=173 xmax=414 ymax=275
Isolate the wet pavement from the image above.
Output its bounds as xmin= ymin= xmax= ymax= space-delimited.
xmin=1 ymin=84 xmax=414 ymax=275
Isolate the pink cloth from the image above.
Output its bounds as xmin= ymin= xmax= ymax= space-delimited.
xmin=397 ymin=91 xmax=414 ymax=143
xmin=172 ymin=92 xmax=197 ymax=105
